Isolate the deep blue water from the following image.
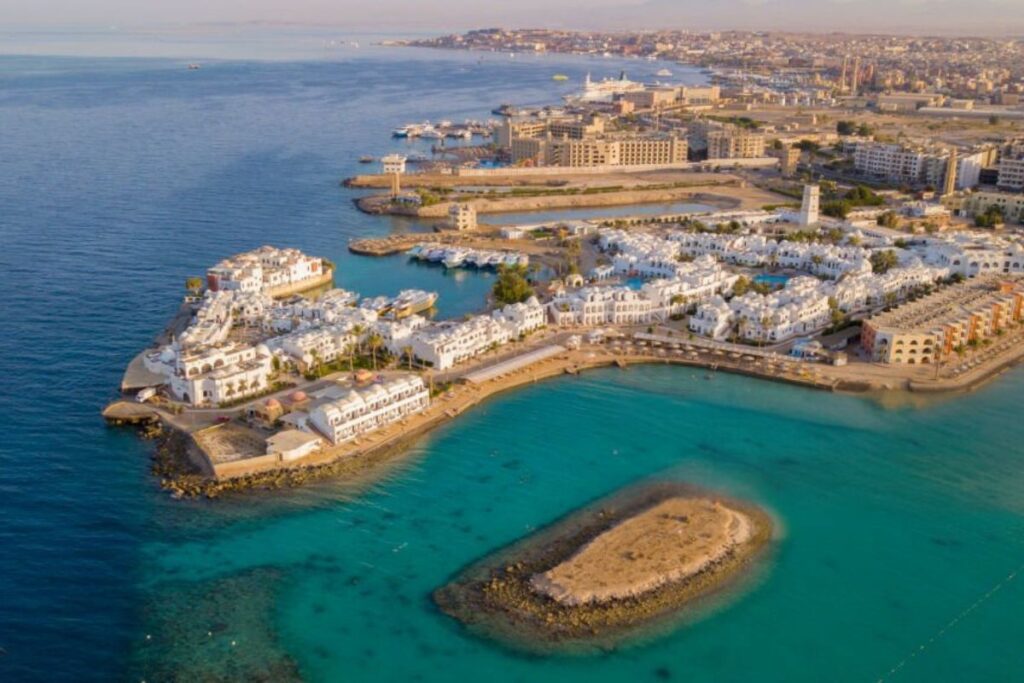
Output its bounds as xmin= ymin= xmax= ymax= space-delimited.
xmin=2 ymin=38 xmax=1024 ymax=683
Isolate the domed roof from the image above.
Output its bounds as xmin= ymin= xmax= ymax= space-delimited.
xmin=290 ymin=390 xmax=308 ymax=402
xmin=265 ymin=398 xmax=282 ymax=409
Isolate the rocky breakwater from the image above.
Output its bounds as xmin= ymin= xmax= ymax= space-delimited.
xmin=433 ymin=482 xmax=773 ymax=652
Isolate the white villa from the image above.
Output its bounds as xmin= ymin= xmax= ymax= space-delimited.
xmin=308 ymin=375 xmax=430 ymax=445
xmin=167 ymin=343 xmax=274 ymax=406
xmin=410 ymin=297 xmax=546 ymax=370
xmin=548 ymin=287 xmax=655 ymax=326
xmin=206 ymin=246 xmax=327 ymax=295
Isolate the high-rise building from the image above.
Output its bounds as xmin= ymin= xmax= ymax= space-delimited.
xmin=942 ymin=150 xmax=958 ymax=196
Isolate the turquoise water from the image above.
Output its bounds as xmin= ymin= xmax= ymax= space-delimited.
xmin=137 ymin=367 xmax=1024 ymax=681
xmin=2 ymin=31 xmax=1023 ymax=683
xmin=754 ymin=274 xmax=790 ymax=287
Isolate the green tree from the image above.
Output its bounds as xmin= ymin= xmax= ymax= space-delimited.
xmin=877 ymin=211 xmax=901 ymax=229
xmin=731 ymin=276 xmax=752 ymax=297
xmin=492 ymin=264 xmax=535 ymax=305
xmin=836 ymin=120 xmax=855 ymax=136
xmin=870 ymin=250 xmax=899 ymax=274
xmin=367 ymin=332 xmax=384 ymax=371
xmin=185 ymin=277 xmax=203 ymax=294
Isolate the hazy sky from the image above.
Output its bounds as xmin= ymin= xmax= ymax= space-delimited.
xmin=1 ymin=0 xmax=1021 ymax=35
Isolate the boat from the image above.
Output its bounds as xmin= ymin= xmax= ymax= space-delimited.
xmin=567 ymin=71 xmax=646 ymax=103
xmin=420 ymin=128 xmax=444 ymax=140
xmin=392 ymin=126 xmax=412 ymax=138
xmin=552 ymin=74 xmax=569 ymax=81
xmin=656 ymin=68 xmax=673 ymax=77
xmin=443 ymin=250 xmax=467 ymax=268
xmin=187 ymin=63 xmax=201 ymax=70
xmin=359 ymin=295 xmax=393 ymax=315
xmin=391 ymin=290 xmax=438 ymax=318
xmin=358 ymin=155 xmax=375 ymax=163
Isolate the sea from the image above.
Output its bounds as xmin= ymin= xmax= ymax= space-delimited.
xmin=1 ymin=27 xmax=1023 ymax=683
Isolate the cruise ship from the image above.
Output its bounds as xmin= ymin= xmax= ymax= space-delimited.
xmin=567 ymin=72 xmax=646 ymax=103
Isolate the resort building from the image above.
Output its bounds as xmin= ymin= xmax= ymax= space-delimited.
xmin=410 ymin=298 xmax=545 ymax=369
xmin=266 ymin=324 xmax=358 ymax=372
xmin=308 ymin=375 xmax=430 ymax=445
xmin=167 ymin=343 xmax=274 ymax=406
xmin=640 ymin=258 xmax=740 ymax=316
xmin=861 ymin=277 xmax=1024 ymax=364
xmin=206 ymin=246 xmax=327 ymax=296
xmin=548 ymin=287 xmax=656 ymax=327
xmin=689 ymin=277 xmax=832 ymax=343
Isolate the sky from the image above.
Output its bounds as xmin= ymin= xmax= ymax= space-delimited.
xmin=0 ymin=0 xmax=1021 ymax=36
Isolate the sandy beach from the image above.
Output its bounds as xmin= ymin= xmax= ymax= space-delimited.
xmin=531 ymin=498 xmax=753 ymax=606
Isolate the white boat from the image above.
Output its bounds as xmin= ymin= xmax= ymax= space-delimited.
xmin=656 ymin=68 xmax=673 ymax=77
xmin=420 ymin=128 xmax=444 ymax=140
xmin=392 ymin=126 xmax=411 ymax=138
xmin=567 ymin=71 xmax=646 ymax=103
xmin=391 ymin=290 xmax=438 ymax=318
xmin=359 ymin=296 xmax=393 ymax=315
xmin=443 ymin=250 xmax=467 ymax=268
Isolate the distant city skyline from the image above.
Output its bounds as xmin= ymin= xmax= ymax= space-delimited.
xmin=2 ymin=0 xmax=1023 ymax=36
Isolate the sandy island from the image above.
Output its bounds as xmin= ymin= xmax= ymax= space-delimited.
xmin=433 ymin=482 xmax=773 ymax=652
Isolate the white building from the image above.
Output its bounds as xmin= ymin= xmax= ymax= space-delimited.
xmin=266 ymin=324 xmax=358 ymax=371
xmin=381 ymin=154 xmax=407 ymax=175
xmin=410 ymin=297 xmax=545 ymax=370
xmin=639 ymin=256 xmax=740 ymax=315
xmin=308 ymin=375 xmax=429 ymax=445
xmin=548 ymin=287 xmax=655 ymax=327
xmin=206 ymin=246 xmax=326 ymax=295
xmin=168 ymin=343 xmax=274 ymax=406
xmin=799 ymin=184 xmax=820 ymax=226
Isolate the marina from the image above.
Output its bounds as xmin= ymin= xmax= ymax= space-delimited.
xmin=407 ymin=243 xmax=530 ymax=270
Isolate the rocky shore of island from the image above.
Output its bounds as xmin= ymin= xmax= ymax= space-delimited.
xmin=433 ymin=482 xmax=773 ymax=652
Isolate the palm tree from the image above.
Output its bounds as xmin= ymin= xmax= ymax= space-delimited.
xmin=403 ymin=345 xmax=415 ymax=371
xmin=367 ymin=333 xmax=384 ymax=371
xmin=346 ymin=338 xmax=357 ymax=373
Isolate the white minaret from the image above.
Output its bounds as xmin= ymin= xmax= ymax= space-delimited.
xmin=799 ymin=184 xmax=820 ymax=226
